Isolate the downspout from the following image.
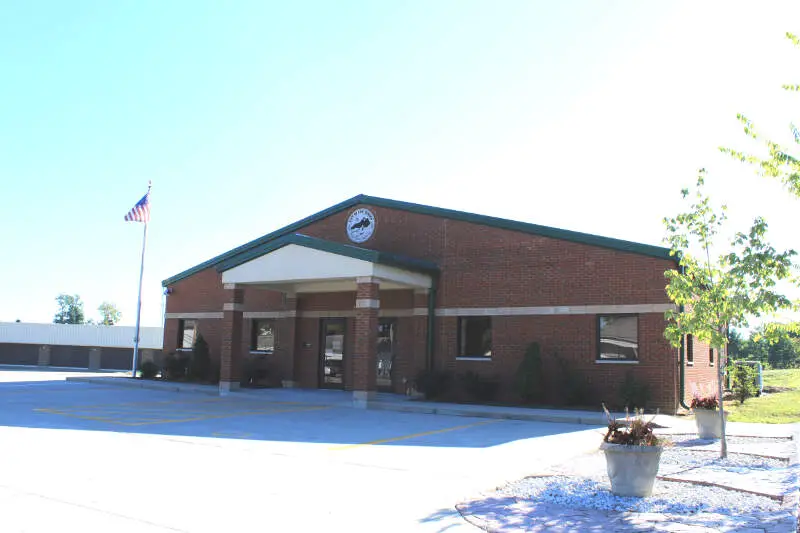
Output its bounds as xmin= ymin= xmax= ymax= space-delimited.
xmin=679 ymin=306 xmax=690 ymax=410
xmin=677 ymin=259 xmax=691 ymax=410
xmin=426 ymin=277 xmax=438 ymax=371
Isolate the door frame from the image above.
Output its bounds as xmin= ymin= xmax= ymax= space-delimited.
xmin=319 ymin=318 xmax=347 ymax=389
xmin=376 ymin=318 xmax=397 ymax=392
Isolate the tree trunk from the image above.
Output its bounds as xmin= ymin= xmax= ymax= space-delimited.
xmin=718 ymin=338 xmax=728 ymax=459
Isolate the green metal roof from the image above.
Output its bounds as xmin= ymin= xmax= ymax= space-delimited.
xmin=162 ymin=194 xmax=673 ymax=286
xmin=215 ymin=233 xmax=440 ymax=275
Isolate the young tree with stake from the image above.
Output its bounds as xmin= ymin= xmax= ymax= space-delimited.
xmin=663 ymin=169 xmax=797 ymax=458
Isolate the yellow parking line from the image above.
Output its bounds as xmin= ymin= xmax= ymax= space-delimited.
xmin=329 ymin=419 xmax=503 ymax=451
xmin=35 ymin=405 xmax=331 ymax=426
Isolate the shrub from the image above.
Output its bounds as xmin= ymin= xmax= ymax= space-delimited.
xmin=207 ymin=361 xmax=220 ymax=384
xmin=163 ymin=352 xmax=189 ymax=381
xmin=731 ymin=364 xmax=758 ymax=405
xmin=414 ymin=368 xmax=452 ymax=400
xmin=515 ymin=342 xmax=543 ymax=403
xmin=139 ymin=361 xmax=159 ymax=380
xmin=458 ymin=371 xmax=499 ymax=402
xmin=242 ymin=356 xmax=269 ymax=387
xmin=554 ymin=353 xmax=590 ymax=406
xmin=188 ymin=334 xmax=211 ymax=381
xmin=602 ymin=404 xmax=661 ymax=446
xmin=619 ymin=371 xmax=650 ymax=410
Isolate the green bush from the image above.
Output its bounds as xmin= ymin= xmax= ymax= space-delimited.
xmin=458 ymin=371 xmax=499 ymax=402
xmin=731 ymin=364 xmax=758 ymax=404
xmin=554 ymin=353 xmax=590 ymax=406
xmin=242 ymin=356 xmax=269 ymax=387
xmin=163 ymin=352 xmax=189 ymax=381
xmin=414 ymin=368 xmax=452 ymax=400
xmin=619 ymin=371 xmax=650 ymax=410
xmin=188 ymin=334 xmax=211 ymax=381
xmin=139 ymin=361 xmax=159 ymax=380
xmin=515 ymin=342 xmax=543 ymax=403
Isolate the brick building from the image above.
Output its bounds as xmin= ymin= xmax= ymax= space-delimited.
xmin=161 ymin=195 xmax=716 ymax=413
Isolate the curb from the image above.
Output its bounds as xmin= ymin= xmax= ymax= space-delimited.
xmin=66 ymin=376 xmax=220 ymax=395
xmin=67 ymin=376 xmax=609 ymax=426
xmin=367 ymin=401 xmax=606 ymax=426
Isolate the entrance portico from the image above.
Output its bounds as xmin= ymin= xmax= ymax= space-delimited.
xmin=215 ymin=234 xmax=437 ymax=406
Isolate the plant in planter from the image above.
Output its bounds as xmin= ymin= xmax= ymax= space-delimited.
xmin=690 ymin=392 xmax=726 ymax=439
xmin=600 ymin=404 xmax=665 ymax=498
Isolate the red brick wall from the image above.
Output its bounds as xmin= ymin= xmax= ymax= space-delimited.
xmin=296 ymin=204 xmax=675 ymax=308
xmin=162 ymin=201 xmax=683 ymax=411
xmin=684 ymin=335 xmax=719 ymax=405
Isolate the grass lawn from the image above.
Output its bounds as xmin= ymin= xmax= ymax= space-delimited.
xmin=725 ymin=368 xmax=800 ymax=424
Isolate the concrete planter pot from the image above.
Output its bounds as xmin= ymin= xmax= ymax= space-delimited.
xmin=694 ymin=408 xmax=727 ymax=439
xmin=600 ymin=442 xmax=663 ymax=497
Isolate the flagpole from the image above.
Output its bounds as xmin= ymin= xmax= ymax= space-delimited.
xmin=131 ymin=222 xmax=148 ymax=377
xmin=131 ymin=182 xmax=151 ymax=378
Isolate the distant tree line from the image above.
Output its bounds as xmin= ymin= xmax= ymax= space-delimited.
xmin=728 ymin=325 xmax=800 ymax=369
xmin=53 ymin=294 xmax=122 ymax=326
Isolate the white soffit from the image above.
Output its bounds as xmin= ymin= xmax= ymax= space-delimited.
xmin=220 ymin=244 xmax=432 ymax=289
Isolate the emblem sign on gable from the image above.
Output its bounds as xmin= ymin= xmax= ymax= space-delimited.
xmin=346 ymin=208 xmax=376 ymax=243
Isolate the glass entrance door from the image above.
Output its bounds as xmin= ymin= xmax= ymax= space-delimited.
xmin=320 ymin=319 xmax=346 ymax=389
xmin=377 ymin=319 xmax=396 ymax=392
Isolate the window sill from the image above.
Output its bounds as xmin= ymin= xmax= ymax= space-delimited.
xmin=595 ymin=359 xmax=639 ymax=364
xmin=176 ymin=348 xmax=192 ymax=352
xmin=456 ymin=357 xmax=492 ymax=362
xmin=249 ymin=350 xmax=274 ymax=355
xmin=686 ymin=362 xmax=694 ymax=367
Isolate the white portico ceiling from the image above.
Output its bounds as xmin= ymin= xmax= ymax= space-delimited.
xmin=220 ymin=243 xmax=433 ymax=293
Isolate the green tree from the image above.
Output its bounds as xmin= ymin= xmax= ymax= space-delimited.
xmin=721 ymin=32 xmax=800 ymax=198
xmin=767 ymin=333 xmax=800 ymax=369
xmin=98 ymin=302 xmax=122 ymax=326
xmin=53 ymin=294 xmax=85 ymax=324
xmin=727 ymin=328 xmax=744 ymax=359
xmin=731 ymin=364 xmax=758 ymax=405
xmin=663 ymin=170 xmax=797 ymax=458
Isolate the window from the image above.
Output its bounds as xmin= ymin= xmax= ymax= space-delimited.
xmin=709 ymin=347 xmax=714 ymax=366
xmin=458 ymin=317 xmax=492 ymax=359
xmin=251 ymin=320 xmax=275 ymax=353
xmin=686 ymin=335 xmax=694 ymax=365
xmin=178 ymin=319 xmax=197 ymax=350
xmin=597 ymin=315 xmax=638 ymax=361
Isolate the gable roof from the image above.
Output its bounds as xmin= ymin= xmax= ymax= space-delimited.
xmin=216 ymin=233 xmax=439 ymax=275
xmin=162 ymin=194 xmax=674 ymax=286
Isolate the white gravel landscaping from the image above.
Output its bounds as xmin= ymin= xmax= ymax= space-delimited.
xmin=494 ymin=434 xmax=795 ymax=517
xmin=498 ymin=476 xmax=781 ymax=514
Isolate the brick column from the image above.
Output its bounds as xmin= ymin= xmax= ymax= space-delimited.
xmin=220 ymin=283 xmax=245 ymax=395
xmin=353 ymin=277 xmax=379 ymax=407
xmin=407 ymin=289 xmax=430 ymax=395
xmin=282 ymin=295 xmax=299 ymax=388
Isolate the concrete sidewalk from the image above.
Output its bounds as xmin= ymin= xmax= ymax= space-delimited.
xmin=67 ymin=375 xmax=613 ymax=425
xmin=70 ymin=375 xmax=785 ymax=433
xmin=68 ymin=376 xmax=800 ymax=437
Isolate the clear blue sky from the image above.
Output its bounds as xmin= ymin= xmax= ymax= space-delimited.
xmin=1 ymin=1 xmax=798 ymax=328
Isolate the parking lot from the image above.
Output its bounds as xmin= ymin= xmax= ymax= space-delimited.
xmin=0 ymin=369 xmax=602 ymax=532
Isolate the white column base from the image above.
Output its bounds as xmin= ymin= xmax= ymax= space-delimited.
xmin=219 ymin=381 xmax=241 ymax=396
xmin=352 ymin=390 xmax=376 ymax=409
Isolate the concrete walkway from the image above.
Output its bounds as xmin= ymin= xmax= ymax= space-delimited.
xmin=66 ymin=375 xmax=611 ymax=425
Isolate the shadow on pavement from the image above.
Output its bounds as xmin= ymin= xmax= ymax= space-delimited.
xmin=0 ymin=379 xmax=601 ymax=449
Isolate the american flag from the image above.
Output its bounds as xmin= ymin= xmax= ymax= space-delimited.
xmin=124 ymin=187 xmax=151 ymax=223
